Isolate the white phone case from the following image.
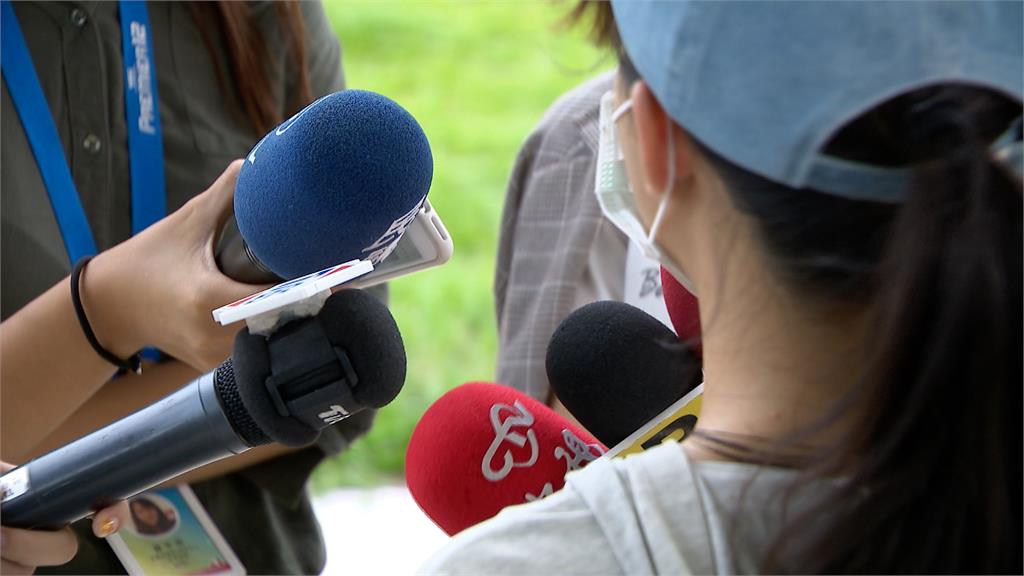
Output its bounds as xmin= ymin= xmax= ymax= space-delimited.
xmin=348 ymin=199 xmax=453 ymax=288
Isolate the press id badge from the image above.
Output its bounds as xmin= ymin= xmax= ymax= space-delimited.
xmin=623 ymin=241 xmax=674 ymax=331
xmin=107 ymin=486 xmax=245 ymax=575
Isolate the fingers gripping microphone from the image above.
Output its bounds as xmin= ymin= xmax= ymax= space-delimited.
xmin=405 ymin=382 xmax=606 ymax=536
xmin=216 ymin=89 xmax=434 ymax=282
xmin=0 ymin=290 xmax=406 ymax=529
xmin=545 ymin=300 xmax=702 ymax=447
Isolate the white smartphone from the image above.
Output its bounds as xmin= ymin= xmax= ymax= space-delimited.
xmin=212 ymin=200 xmax=452 ymax=328
xmin=347 ymin=199 xmax=453 ymax=289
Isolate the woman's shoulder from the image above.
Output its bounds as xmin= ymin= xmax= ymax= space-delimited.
xmin=418 ymin=443 xmax=716 ymax=575
xmin=565 ymin=441 xmax=818 ymax=574
xmin=418 ymin=474 xmax=618 ymax=575
xmin=418 ymin=443 xmax=806 ymax=574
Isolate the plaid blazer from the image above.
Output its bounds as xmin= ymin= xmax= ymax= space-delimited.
xmin=494 ymin=72 xmax=628 ymax=402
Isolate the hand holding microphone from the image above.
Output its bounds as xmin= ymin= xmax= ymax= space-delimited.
xmin=0 ymin=289 xmax=406 ymax=530
xmin=78 ymin=161 xmax=268 ymax=373
xmin=0 ymin=463 xmax=77 ymax=575
xmin=1 ymin=87 xmax=429 ymax=537
xmin=82 ymin=89 xmax=433 ymax=373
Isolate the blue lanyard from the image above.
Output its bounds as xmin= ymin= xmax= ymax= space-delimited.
xmin=118 ymin=0 xmax=165 ymax=236
xmin=1 ymin=0 xmax=165 ymax=264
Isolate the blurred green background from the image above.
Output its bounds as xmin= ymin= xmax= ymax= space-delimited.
xmin=311 ymin=0 xmax=611 ymax=490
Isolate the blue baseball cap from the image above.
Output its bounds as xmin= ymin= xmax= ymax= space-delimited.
xmin=611 ymin=0 xmax=1023 ymax=202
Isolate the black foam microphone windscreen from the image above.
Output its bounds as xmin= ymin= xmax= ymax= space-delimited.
xmin=232 ymin=288 xmax=407 ymax=446
xmin=545 ymin=300 xmax=702 ymax=447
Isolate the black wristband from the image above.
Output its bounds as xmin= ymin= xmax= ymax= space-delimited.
xmin=71 ymin=256 xmax=143 ymax=375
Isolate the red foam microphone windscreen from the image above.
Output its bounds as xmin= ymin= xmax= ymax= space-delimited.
xmin=405 ymin=382 xmax=606 ymax=536
xmin=661 ymin=267 xmax=702 ymax=357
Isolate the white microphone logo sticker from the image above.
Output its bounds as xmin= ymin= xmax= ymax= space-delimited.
xmin=318 ymin=404 xmax=350 ymax=425
xmin=127 ymin=22 xmax=156 ymax=135
xmin=248 ymin=94 xmax=330 ymax=165
xmin=524 ymin=483 xmax=554 ymax=502
xmin=362 ymin=201 xmax=423 ymax=264
xmin=554 ymin=429 xmax=604 ymax=473
xmin=481 ymin=401 xmax=539 ymax=482
xmin=523 ymin=431 xmax=603 ymax=504
xmin=275 ymin=94 xmax=329 ymax=136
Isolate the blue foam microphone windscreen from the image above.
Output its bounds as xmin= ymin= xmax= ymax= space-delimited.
xmin=234 ymin=90 xmax=433 ymax=279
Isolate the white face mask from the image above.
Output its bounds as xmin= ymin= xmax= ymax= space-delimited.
xmin=595 ymin=90 xmax=697 ymax=295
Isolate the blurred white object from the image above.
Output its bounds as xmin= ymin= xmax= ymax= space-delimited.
xmin=314 ymin=484 xmax=448 ymax=575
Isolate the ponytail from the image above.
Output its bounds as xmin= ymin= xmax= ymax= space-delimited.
xmin=793 ymin=96 xmax=1021 ymax=573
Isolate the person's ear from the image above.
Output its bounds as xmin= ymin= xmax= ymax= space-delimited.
xmin=630 ymin=82 xmax=693 ymax=199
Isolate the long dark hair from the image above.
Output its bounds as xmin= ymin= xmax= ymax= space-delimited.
xmin=706 ymin=85 xmax=1022 ymax=573
xmin=186 ymin=1 xmax=314 ymax=136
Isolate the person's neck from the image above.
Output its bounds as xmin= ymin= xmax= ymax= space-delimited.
xmin=686 ymin=249 xmax=868 ymax=463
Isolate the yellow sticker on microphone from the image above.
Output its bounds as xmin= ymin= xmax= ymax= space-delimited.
xmin=604 ymin=383 xmax=704 ymax=458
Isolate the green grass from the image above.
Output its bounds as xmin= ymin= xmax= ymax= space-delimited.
xmin=311 ymin=0 xmax=611 ymax=490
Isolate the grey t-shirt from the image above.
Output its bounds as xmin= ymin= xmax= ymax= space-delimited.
xmin=420 ymin=442 xmax=839 ymax=575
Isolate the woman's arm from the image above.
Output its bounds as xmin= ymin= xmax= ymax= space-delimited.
xmin=1 ymin=161 xmax=270 ymax=460
xmin=0 ymin=276 xmax=119 ymax=461
xmin=21 ymin=359 xmax=296 ymax=486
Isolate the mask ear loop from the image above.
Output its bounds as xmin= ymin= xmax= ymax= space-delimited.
xmin=646 ymin=116 xmax=677 ymax=244
xmin=611 ymin=99 xmax=633 ymax=122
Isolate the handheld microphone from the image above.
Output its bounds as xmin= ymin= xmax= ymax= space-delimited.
xmin=0 ymin=289 xmax=406 ymax=529
xmin=405 ymin=382 xmax=605 ymax=536
xmin=545 ymin=300 xmax=702 ymax=447
xmin=661 ymin=267 xmax=702 ymax=357
xmin=215 ymin=89 xmax=434 ymax=283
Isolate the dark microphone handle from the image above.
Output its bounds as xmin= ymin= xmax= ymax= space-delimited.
xmin=0 ymin=371 xmax=250 ymax=529
xmin=215 ymin=216 xmax=283 ymax=284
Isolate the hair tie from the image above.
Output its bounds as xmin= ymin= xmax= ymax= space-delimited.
xmin=990 ymin=117 xmax=1023 ymax=178
xmin=71 ymin=257 xmax=143 ymax=375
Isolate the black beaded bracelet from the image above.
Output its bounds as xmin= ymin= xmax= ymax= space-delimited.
xmin=71 ymin=256 xmax=142 ymax=375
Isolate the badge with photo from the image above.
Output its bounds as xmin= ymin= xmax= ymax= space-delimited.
xmin=107 ymin=486 xmax=245 ymax=575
